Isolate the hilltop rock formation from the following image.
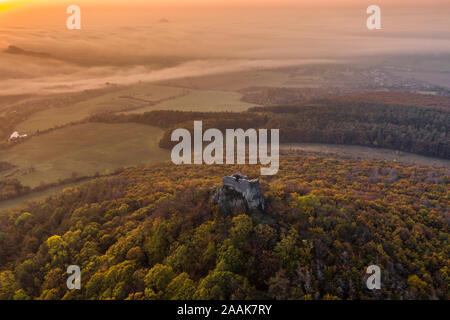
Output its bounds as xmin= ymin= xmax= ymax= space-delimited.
xmin=213 ymin=174 xmax=265 ymax=215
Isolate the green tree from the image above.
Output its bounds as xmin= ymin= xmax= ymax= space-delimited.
xmin=274 ymin=228 xmax=301 ymax=273
xmin=144 ymin=264 xmax=175 ymax=299
xmin=0 ymin=271 xmax=18 ymax=299
xmin=166 ymin=273 xmax=196 ymax=300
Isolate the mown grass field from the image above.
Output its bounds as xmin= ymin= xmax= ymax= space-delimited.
xmin=15 ymin=83 xmax=186 ymax=134
xmin=13 ymin=68 xmax=323 ymax=134
xmin=122 ymin=89 xmax=256 ymax=114
xmin=0 ymin=123 xmax=169 ymax=188
xmin=160 ymin=69 xmax=300 ymax=91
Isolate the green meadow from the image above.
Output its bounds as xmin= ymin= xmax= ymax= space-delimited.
xmin=160 ymin=69 xmax=296 ymax=91
xmin=1 ymin=122 xmax=169 ymax=188
xmin=122 ymin=89 xmax=256 ymax=114
xmin=15 ymin=83 xmax=186 ymax=134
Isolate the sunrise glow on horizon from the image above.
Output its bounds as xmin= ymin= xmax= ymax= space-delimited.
xmin=0 ymin=0 xmax=24 ymax=12
xmin=0 ymin=0 xmax=448 ymax=29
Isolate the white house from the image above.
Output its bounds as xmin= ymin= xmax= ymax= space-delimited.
xmin=9 ymin=131 xmax=27 ymax=142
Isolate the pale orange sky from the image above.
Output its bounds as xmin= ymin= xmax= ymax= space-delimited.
xmin=2 ymin=0 xmax=449 ymax=8
xmin=0 ymin=0 xmax=448 ymax=95
xmin=1 ymin=0 xmax=448 ymax=25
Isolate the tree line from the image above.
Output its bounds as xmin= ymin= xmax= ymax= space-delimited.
xmin=89 ymin=100 xmax=450 ymax=159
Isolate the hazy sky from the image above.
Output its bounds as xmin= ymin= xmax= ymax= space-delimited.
xmin=0 ymin=0 xmax=448 ymax=95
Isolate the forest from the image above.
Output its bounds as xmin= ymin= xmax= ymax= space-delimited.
xmin=240 ymin=88 xmax=450 ymax=109
xmin=0 ymin=178 xmax=31 ymax=201
xmin=89 ymin=100 xmax=450 ymax=159
xmin=0 ymin=155 xmax=448 ymax=300
xmin=250 ymin=100 xmax=450 ymax=158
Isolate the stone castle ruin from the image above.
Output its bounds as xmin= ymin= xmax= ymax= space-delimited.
xmin=213 ymin=174 xmax=265 ymax=215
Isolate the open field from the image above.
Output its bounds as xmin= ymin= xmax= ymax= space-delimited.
xmin=0 ymin=94 xmax=34 ymax=112
xmin=13 ymin=62 xmax=442 ymax=135
xmin=0 ymin=178 xmax=92 ymax=213
xmin=15 ymin=83 xmax=187 ymax=133
xmin=159 ymin=69 xmax=303 ymax=91
xmin=0 ymin=123 xmax=169 ymax=187
xmin=281 ymin=143 xmax=450 ymax=168
xmin=158 ymin=62 xmax=441 ymax=95
xmin=123 ymin=88 xmax=256 ymax=114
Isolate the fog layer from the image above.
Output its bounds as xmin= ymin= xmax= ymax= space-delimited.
xmin=0 ymin=5 xmax=448 ymax=95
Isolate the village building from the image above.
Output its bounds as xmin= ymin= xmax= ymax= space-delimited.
xmin=9 ymin=131 xmax=27 ymax=142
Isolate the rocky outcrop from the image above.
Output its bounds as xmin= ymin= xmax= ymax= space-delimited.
xmin=213 ymin=174 xmax=265 ymax=215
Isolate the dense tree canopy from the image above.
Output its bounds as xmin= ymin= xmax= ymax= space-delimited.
xmin=0 ymin=156 xmax=448 ymax=300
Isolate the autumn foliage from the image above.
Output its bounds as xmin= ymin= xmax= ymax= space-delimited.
xmin=0 ymin=156 xmax=448 ymax=300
